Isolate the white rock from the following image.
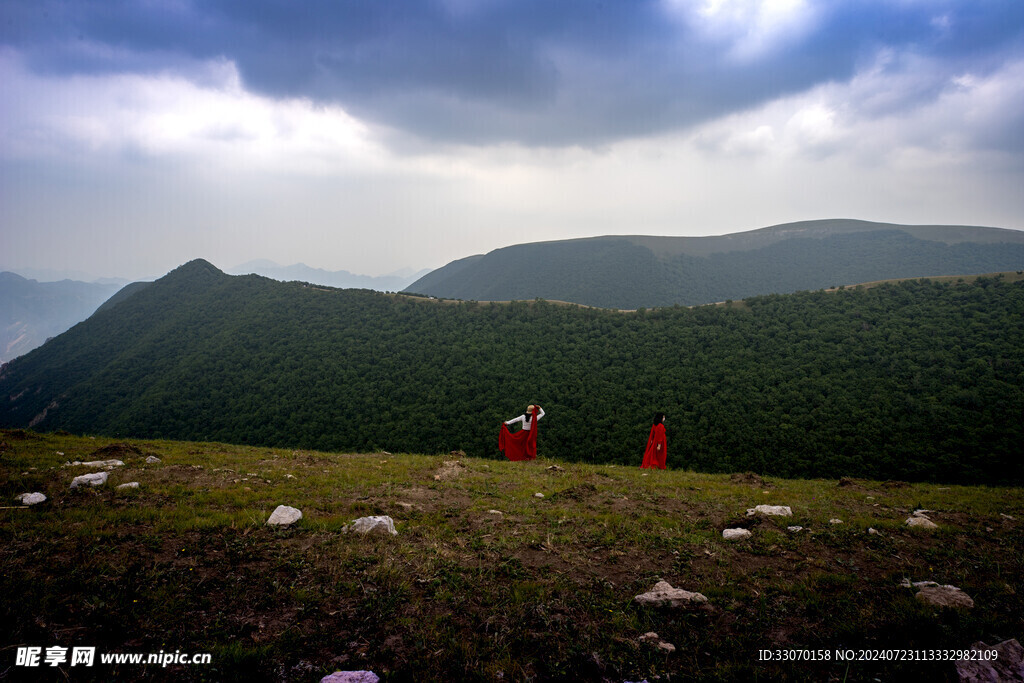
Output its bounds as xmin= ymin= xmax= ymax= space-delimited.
xmin=534 ymin=492 xmax=545 ymax=499
xmin=830 ymin=518 xmax=843 ymax=525
xmin=81 ymin=459 xmax=124 ymax=468
xmin=746 ymin=505 xmax=792 ymax=517
xmin=266 ymin=505 xmax=303 ymax=526
xmin=487 ymin=510 xmax=504 ymax=517
xmin=722 ymin=528 xmax=752 ymax=541
xmin=906 ymin=516 xmax=938 ymax=529
xmin=634 ymin=580 xmax=708 ymax=607
xmin=347 ymin=515 xmax=397 ymax=536
xmin=787 ymin=526 xmax=803 ymax=533
xmin=868 ymin=528 xmax=879 ymax=535
xmin=70 ymin=472 xmax=109 ymax=489
xmin=117 ymin=482 xmax=140 ymax=490
xmin=145 ymin=456 xmax=161 ymax=464
xmin=1001 ymin=514 xmax=1015 ymax=520
xmin=15 ymin=492 xmax=47 ymax=505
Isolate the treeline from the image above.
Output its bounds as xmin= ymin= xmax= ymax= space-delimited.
xmin=2 ymin=260 xmax=1022 ymax=484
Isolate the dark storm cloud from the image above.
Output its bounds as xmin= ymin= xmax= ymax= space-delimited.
xmin=3 ymin=0 xmax=1023 ymax=145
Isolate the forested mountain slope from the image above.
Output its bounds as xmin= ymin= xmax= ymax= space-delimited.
xmin=1 ymin=259 xmax=1022 ymax=484
xmin=406 ymin=220 xmax=1024 ymax=308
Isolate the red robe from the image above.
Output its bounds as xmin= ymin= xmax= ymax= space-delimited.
xmin=499 ymin=407 xmax=539 ymax=461
xmin=640 ymin=423 xmax=667 ymax=469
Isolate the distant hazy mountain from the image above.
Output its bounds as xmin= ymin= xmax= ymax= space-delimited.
xmin=0 ymin=272 xmax=124 ymax=363
xmin=405 ymin=219 xmax=1024 ymax=308
xmin=228 ymin=260 xmax=431 ymax=291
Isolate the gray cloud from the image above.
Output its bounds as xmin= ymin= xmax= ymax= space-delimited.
xmin=3 ymin=0 xmax=1022 ymax=146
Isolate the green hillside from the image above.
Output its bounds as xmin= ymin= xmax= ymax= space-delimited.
xmin=406 ymin=220 xmax=1024 ymax=308
xmin=1 ymin=260 xmax=1022 ymax=484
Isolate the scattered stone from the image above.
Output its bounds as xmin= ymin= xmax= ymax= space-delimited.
xmin=145 ymin=455 xmax=161 ymax=464
xmin=634 ymin=580 xmax=708 ymax=608
xmin=912 ymin=509 xmax=933 ymax=517
xmin=434 ymin=460 xmax=467 ymax=481
xmin=722 ymin=528 xmax=752 ymax=541
xmin=284 ymin=474 xmax=296 ymax=479
xmin=1001 ymin=514 xmax=1016 ymax=520
xmin=916 ymin=585 xmax=975 ymax=609
xmin=79 ymin=459 xmax=124 ymax=469
xmin=638 ymin=632 xmax=676 ymax=653
xmin=955 ymin=638 xmax=1024 ymax=682
xmin=868 ymin=528 xmax=879 ymax=535
xmin=15 ymin=492 xmax=46 ymax=505
xmin=830 ymin=518 xmax=843 ymax=525
xmin=906 ymin=516 xmax=939 ymax=529
xmin=320 ymin=672 xmax=380 ymax=683
xmin=346 ymin=515 xmax=398 ymax=536
xmin=70 ymin=472 xmax=108 ymax=489
xmin=534 ymin=492 xmax=545 ymax=499
xmin=546 ymin=465 xmax=565 ymax=472
xmin=787 ymin=526 xmax=803 ymax=533
xmin=747 ymin=505 xmax=792 ymax=517
xmin=117 ymin=482 xmax=140 ymax=490
xmin=266 ymin=505 xmax=303 ymax=527
xmin=487 ymin=510 xmax=504 ymax=517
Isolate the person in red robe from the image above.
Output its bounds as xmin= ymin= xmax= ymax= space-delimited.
xmin=499 ymin=404 xmax=544 ymax=461
xmin=640 ymin=412 xmax=667 ymax=469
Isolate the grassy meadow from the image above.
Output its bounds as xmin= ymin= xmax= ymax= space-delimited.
xmin=2 ymin=429 xmax=1022 ymax=681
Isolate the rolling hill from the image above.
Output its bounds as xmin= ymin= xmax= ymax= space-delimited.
xmin=404 ymin=219 xmax=1024 ymax=308
xmin=1 ymin=259 xmax=1022 ymax=484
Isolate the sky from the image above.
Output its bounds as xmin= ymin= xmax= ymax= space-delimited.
xmin=2 ymin=0 xmax=1023 ymax=281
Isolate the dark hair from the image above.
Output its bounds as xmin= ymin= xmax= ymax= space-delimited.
xmin=652 ymin=412 xmax=666 ymax=426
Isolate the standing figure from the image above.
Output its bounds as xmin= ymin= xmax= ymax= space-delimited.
xmin=640 ymin=412 xmax=667 ymax=469
xmin=499 ymin=404 xmax=544 ymax=461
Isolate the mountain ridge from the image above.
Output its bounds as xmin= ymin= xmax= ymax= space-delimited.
xmin=406 ymin=219 xmax=1024 ymax=308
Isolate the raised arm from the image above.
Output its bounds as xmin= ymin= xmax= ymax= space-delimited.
xmin=505 ymin=414 xmax=526 ymax=426
xmin=535 ymin=406 xmax=545 ymax=421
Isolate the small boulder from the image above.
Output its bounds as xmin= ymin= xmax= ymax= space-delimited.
xmin=868 ymin=528 xmax=879 ymax=535
xmin=487 ymin=510 xmax=504 ymax=517
xmin=634 ymin=580 xmax=708 ymax=608
xmin=346 ymin=515 xmax=397 ymax=536
xmin=15 ymin=492 xmax=47 ymax=505
xmin=145 ymin=455 xmax=161 ymax=464
xmin=722 ymin=528 xmax=752 ymax=541
xmin=955 ymin=638 xmax=1024 ymax=683
xmin=638 ymin=632 xmax=676 ymax=653
xmin=747 ymin=505 xmax=792 ymax=517
xmin=70 ymin=472 xmax=108 ymax=489
xmin=117 ymin=482 xmax=140 ymax=490
xmin=320 ymin=672 xmax=380 ymax=683
xmin=534 ymin=492 xmax=545 ymax=499
xmin=787 ymin=526 xmax=803 ymax=533
xmin=907 ymin=516 xmax=939 ymax=529
xmin=829 ymin=518 xmax=843 ymax=525
xmin=916 ymin=585 xmax=974 ymax=609
xmin=266 ymin=505 xmax=303 ymax=527
xmin=80 ymin=459 xmax=124 ymax=469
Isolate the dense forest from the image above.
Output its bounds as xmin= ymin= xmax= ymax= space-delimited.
xmin=407 ymin=224 xmax=1024 ymax=308
xmin=2 ymin=259 xmax=1022 ymax=484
